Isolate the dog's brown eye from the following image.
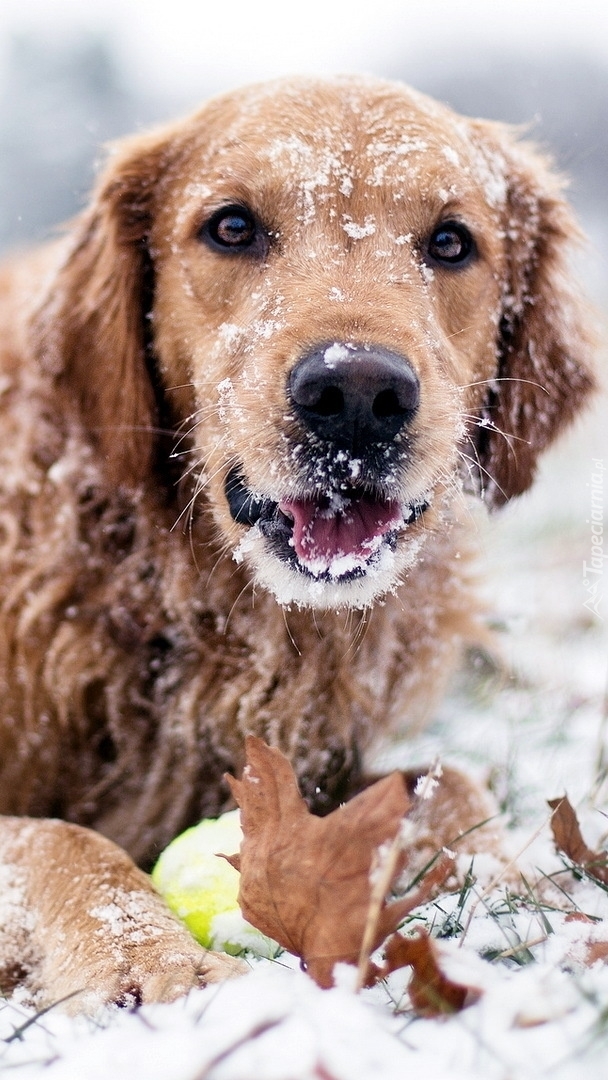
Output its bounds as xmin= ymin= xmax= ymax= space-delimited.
xmin=427 ymin=221 xmax=474 ymax=266
xmin=202 ymin=205 xmax=261 ymax=252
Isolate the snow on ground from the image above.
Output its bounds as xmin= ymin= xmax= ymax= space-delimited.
xmin=0 ymin=383 xmax=606 ymax=1079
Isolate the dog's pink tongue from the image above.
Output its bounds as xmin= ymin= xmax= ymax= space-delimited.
xmin=279 ymin=496 xmax=401 ymax=568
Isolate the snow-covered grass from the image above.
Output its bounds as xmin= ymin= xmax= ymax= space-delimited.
xmin=1 ymin=380 xmax=606 ymax=1079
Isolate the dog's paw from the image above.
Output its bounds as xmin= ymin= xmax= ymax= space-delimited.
xmin=39 ymin=847 xmax=249 ymax=1014
xmin=56 ymin=928 xmax=248 ymax=1016
xmin=0 ymin=817 xmax=248 ymax=1014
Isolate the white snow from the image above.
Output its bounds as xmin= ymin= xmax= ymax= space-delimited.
xmin=341 ymin=215 xmax=376 ymax=239
xmin=442 ymin=145 xmax=461 ymax=166
xmin=323 ymin=342 xmax=351 ymax=367
xmin=297 ymin=540 xmax=384 ymax=580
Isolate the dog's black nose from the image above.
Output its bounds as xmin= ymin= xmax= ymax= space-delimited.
xmin=288 ymin=343 xmax=419 ymax=451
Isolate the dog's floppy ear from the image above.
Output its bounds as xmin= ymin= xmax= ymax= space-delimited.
xmin=470 ymin=122 xmax=595 ymax=507
xmin=31 ymin=124 xmax=186 ymax=487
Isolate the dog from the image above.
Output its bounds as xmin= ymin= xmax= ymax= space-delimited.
xmin=0 ymin=75 xmax=594 ymax=1011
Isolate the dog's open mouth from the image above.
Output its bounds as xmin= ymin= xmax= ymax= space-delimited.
xmin=225 ymin=466 xmax=428 ymax=581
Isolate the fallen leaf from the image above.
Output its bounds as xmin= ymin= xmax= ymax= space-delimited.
xmin=548 ymin=803 xmax=608 ymax=972
xmin=224 ymin=736 xmax=426 ymax=988
xmin=582 ymin=940 xmax=608 ymax=965
xmin=355 ymin=835 xmax=454 ymax=989
xmin=548 ymin=796 xmax=608 ymax=885
xmin=381 ymin=930 xmax=475 ymax=1017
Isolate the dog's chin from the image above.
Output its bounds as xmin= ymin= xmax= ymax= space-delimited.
xmin=225 ymin=468 xmax=430 ymax=611
xmin=233 ymin=524 xmax=425 ymax=610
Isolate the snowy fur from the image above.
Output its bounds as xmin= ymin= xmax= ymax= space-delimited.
xmin=0 ymin=75 xmax=594 ymax=1008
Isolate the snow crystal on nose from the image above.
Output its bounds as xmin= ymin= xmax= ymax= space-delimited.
xmin=323 ymin=343 xmax=352 ymax=367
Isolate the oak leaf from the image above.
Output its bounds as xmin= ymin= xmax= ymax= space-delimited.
xmin=224 ymin=736 xmax=432 ymax=988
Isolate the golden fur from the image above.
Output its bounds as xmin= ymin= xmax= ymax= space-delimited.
xmin=0 ymin=76 xmax=594 ymax=1009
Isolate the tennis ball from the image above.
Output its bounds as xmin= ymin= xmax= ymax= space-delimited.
xmin=151 ymin=810 xmax=277 ymax=957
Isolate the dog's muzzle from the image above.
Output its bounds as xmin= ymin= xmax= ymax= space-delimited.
xmin=225 ymin=343 xmax=428 ymax=584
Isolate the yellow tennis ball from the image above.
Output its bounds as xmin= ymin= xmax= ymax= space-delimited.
xmin=152 ymin=810 xmax=276 ymax=957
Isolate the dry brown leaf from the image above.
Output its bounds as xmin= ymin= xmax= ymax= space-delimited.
xmin=583 ymin=940 xmax=608 ymax=964
xmin=355 ymin=841 xmax=454 ymax=989
xmin=548 ymin=796 xmax=608 ymax=885
xmin=548 ymin=800 xmax=608 ymax=972
xmin=224 ymin=736 xmax=428 ymax=988
xmin=381 ymin=930 xmax=476 ymax=1017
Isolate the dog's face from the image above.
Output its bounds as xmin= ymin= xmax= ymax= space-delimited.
xmin=150 ymin=80 xmax=508 ymax=609
xmin=37 ymin=77 xmax=593 ymax=611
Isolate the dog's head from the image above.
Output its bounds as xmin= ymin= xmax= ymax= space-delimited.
xmin=33 ymin=76 xmax=594 ymax=610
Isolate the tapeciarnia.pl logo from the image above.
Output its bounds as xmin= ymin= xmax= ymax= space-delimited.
xmin=583 ymin=458 xmax=605 ymax=621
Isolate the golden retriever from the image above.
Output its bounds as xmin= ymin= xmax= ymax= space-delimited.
xmin=0 ymin=75 xmax=594 ymax=1011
